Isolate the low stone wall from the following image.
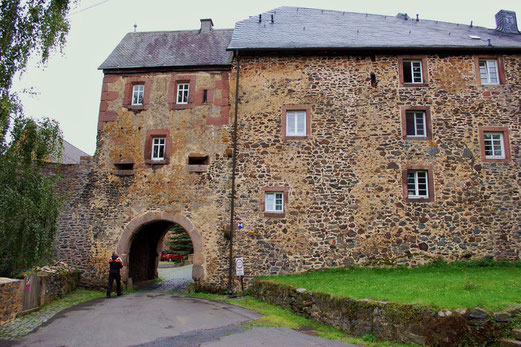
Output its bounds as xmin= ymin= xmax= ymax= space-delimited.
xmin=0 ymin=270 xmax=80 ymax=326
xmin=252 ymin=280 xmax=521 ymax=345
xmin=0 ymin=278 xmax=24 ymax=326
xmin=39 ymin=271 xmax=80 ymax=305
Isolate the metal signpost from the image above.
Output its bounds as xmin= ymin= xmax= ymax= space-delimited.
xmin=235 ymin=257 xmax=244 ymax=292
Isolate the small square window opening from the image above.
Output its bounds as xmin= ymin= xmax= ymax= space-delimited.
xmin=265 ymin=192 xmax=284 ymax=212
xmin=407 ymin=170 xmax=429 ymax=199
xmin=177 ymin=83 xmax=189 ymax=104
xmin=152 ymin=138 xmax=166 ymax=160
xmin=479 ymin=60 xmax=499 ymax=85
xmin=403 ymin=60 xmax=423 ymax=84
xmin=132 ymin=85 xmax=144 ymax=105
xmin=286 ymin=111 xmax=306 ymax=137
xmin=483 ymin=132 xmax=505 ymax=159
xmin=406 ymin=111 xmax=426 ymax=137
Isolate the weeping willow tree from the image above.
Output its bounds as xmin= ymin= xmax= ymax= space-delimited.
xmin=0 ymin=0 xmax=74 ymax=276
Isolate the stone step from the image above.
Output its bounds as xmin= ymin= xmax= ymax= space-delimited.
xmin=512 ymin=329 xmax=521 ymax=341
xmin=500 ymin=338 xmax=521 ymax=347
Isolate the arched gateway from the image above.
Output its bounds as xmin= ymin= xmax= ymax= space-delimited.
xmin=115 ymin=211 xmax=204 ymax=284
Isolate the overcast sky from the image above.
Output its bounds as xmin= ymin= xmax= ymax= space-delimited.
xmin=12 ymin=0 xmax=521 ymax=155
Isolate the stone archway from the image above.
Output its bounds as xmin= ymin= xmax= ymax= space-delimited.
xmin=116 ymin=211 xmax=204 ymax=283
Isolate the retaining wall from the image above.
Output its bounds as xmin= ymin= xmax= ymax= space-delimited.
xmin=0 ymin=278 xmax=23 ymax=326
xmin=0 ymin=271 xmax=80 ymax=326
xmin=252 ymin=279 xmax=521 ymax=345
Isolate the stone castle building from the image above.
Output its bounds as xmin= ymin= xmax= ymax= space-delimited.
xmin=55 ymin=7 xmax=521 ymax=290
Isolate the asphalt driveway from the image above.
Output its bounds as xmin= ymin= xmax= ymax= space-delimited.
xmin=6 ymin=293 xmax=354 ymax=346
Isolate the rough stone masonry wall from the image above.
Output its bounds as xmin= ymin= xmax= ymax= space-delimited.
xmin=230 ymin=53 xmax=521 ymax=279
xmin=54 ymin=70 xmax=234 ymax=289
xmin=0 ymin=278 xmax=23 ymax=326
xmin=252 ymin=279 xmax=521 ymax=345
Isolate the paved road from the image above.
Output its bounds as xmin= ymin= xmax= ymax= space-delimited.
xmin=1 ymin=266 xmax=357 ymax=346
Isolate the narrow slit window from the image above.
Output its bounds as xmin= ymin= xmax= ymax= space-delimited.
xmin=152 ymin=138 xmax=166 ymax=160
xmin=177 ymin=83 xmax=189 ymax=104
xmin=188 ymin=155 xmax=209 ymax=165
xmin=132 ymin=85 xmax=144 ymax=105
xmin=203 ymin=90 xmax=208 ymax=104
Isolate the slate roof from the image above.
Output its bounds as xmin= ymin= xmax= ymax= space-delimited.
xmin=99 ymin=29 xmax=233 ymax=70
xmin=228 ymin=7 xmax=521 ymax=51
xmin=50 ymin=140 xmax=89 ymax=164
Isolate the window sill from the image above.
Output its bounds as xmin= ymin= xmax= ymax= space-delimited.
xmin=114 ymin=170 xmax=135 ymax=177
xmin=405 ymin=136 xmax=429 ymax=141
xmin=263 ymin=212 xmax=286 ymax=218
xmin=171 ymin=103 xmax=194 ymax=110
xmin=482 ymin=157 xmax=509 ymax=163
xmin=125 ymin=105 xmax=148 ymax=111
xmin=145 ymin=159 xmax=169 ymax=165
xmin=187 ymin=165 xmax=208 ymax=173
xmin=405 ymin=197 xmax=433 ymax=203
xmin=285 ymin=135 xmax=308 ymax=140
xmin=401 ymin=83 xmax=429 ymax=88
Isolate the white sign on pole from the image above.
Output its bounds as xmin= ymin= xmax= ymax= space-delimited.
xmin=235 ymin=257 xmax=244 ymax=276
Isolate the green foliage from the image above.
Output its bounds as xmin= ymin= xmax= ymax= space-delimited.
xmin=164 ymin=224 xmax=193 ymax=257
xmin=186 ymin=293 xmax=415 ymax=347
xmin=0 ymin=0 xmax=73 ymax=277
xmin=262 ymin=259 xmax=521 ymax=311
xmin=362 ymin=333 xmax=376 ymax=342
xmin=0 ymin=119 xmax=63 ymax=276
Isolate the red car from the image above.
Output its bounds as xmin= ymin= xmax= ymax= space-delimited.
xmin=160 ymin=252 xmax=183 ymax=262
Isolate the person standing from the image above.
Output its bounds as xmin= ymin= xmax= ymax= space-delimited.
xmin=107 ymin=252 xmax=123 ymax=298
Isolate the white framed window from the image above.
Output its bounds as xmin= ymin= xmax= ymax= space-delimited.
xmin=403 ymin=60 xmax=423 ymax=84
xmin=407 ymin=170 xmax=429 ymax=199
xmin=265 ymin=192 xmax=284 ymax=212
xmin=177 ymin=83 xmax=189 ymax=104
xmin=132 ymin=85 xmax=144 ymax=105
xmin=151 ymin=138 xmax=166 ymax=160
xmin=406 ymin=111 xmax=426 ymax=137
xmin=286 ymin=111 xmax=306 ymax=137
xmin=479 ymin=60 xmax=499 ymax=85
xmin=483 ymin=132 xmax=505 ymax=159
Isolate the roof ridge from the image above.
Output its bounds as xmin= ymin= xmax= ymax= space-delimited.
xmin=124 ymin=28 xmax=233 ymax=35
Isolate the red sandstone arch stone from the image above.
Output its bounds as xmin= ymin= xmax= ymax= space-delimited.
xmin=116 ymin=211 xmax=204 ymax=281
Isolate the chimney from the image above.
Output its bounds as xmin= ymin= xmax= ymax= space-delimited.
xmin=495 ymin=10 xmax=519 ymax=34
xmin=200 ymin=18 xmax=213 ymax=33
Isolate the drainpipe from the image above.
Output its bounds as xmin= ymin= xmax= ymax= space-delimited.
xmin=228 ymin=51 xmax=240 ymax=295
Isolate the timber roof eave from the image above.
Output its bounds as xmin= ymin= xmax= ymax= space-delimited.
xmin=226 ymin=46 xmax=521 ymax=55
xmin=101 ymin=64 xmax=232 ymax=75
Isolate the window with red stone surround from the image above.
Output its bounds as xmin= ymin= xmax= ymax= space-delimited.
xmin=400 ymin=106 xmax=432 ymax=141
xmin=123 ymin=77 xmax=151 ymax=110
xmin=402 ymin=165 xmax=434 ymax=203
xmin=262 ymin=187 xmax=289 ymax=218
xmin=478 ymin=126 xmax=511 ymax=163
xmin=473 ymin=56 xmax=506 ymax=85
xmin=168 ymin=75 xmax=196 ymax=110
xmin=398 ymin=56 xmax=428 ymax=87
xmin=281 ymin=105 xmax=312 ymax=141
xmin=144 ymin=129 xmax=172 ymax=165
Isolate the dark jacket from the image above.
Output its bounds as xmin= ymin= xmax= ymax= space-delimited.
xmin=109 ymin=256 xmax=123 ymax=274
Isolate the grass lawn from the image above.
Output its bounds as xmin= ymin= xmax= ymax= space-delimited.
xmin=188 ymin=293 xmax=415 ymax=347
xmin=260 ymin=259 xmax=521 ymax=312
